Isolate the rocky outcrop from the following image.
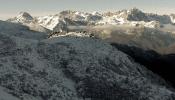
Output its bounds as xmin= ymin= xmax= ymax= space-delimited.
xmin=127 ymin=8 xmax=172 ymax=24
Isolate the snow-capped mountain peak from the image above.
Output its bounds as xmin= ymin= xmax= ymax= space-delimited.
xmin=7 ymin=8 xmax=175 ymax=31
xmin=17 ymin=12 xmax=33 ymax=20
xmin=16 ymin=12 xmax=33 ymax=23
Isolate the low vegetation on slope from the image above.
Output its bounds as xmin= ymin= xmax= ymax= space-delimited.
xmin=111 ymin=43 xmax=175 ymax=88
xmin=0 ymin=20 xmax=175 ymax=100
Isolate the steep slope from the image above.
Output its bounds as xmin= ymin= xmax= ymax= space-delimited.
xmin=36 ymin=10 xmax=101 ymax=31
xmin=0 ymin=20 xmax=47 ymax=40
xmin=94 ymin=26 xmax=175 ymax=53
xmin=98 ymin=8 xmax=173 ymax=28
xmin=126 ymin=8 xmax=172 ymax=24
xmin=170 ymin=14 xmax=175 ymax=24
xmin=0 ymin=21 xmax=175 ymax=100
xmin=7 ymin=12 xmax=33 ymax=23
xmin=36 ymin=15 xmax=62 ymax=30
xmin=111 ymin=43 xmax=175 ymax=87
xmin=163 ymin=43 xmax=175 ymax=54
xmin=7 ymin=12 xmax=51 ymax=33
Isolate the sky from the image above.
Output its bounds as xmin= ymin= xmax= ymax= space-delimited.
xmin=0 ymin=0 xmax=175 ymax=20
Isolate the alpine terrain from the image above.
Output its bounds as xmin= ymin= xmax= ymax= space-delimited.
xmin=0 ymin=8 xmax=175 ymax=100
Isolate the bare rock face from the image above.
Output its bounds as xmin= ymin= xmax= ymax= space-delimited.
xmin=126 ymin=8 xmax=172 ymax=24
xmin=17 ymin=12 xmax=33 ymax=22
xmin=0 ymin=21 xmax=175 ymax=100
xmin=7 ymin=12 xmax=34 ymax=23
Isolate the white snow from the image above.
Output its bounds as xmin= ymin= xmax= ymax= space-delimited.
xmin=7 ymin=9 xmax=175 ymax=31
xmin=37 ymin=15 xmax=60 ymax=30
xmin=170 ymin=15 xmax=175 ymax=24
xmin=50 ymin=32 xmax=90 ymax=38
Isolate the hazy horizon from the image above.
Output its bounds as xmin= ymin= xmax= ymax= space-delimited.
xmin=1 ymin=0 xmax=175 ymax=20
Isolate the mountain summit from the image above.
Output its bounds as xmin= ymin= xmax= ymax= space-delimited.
xmin=9 ymin=12 xmax=33 ymax=24
xmin=17 ymin=12 xmax=33 ymax=21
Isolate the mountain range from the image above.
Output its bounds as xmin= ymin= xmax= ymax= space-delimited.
xmin=7 ymin=8 xmax=175 ymax=54
xmin=1 ymin=8 xmax=175 ymax=100
xmin=7 ymin=8 xmax=175 ymax=31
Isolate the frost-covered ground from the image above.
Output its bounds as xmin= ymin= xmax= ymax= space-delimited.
xmin=0 ymin=20 xmax=175 ymax=100
xmin=50 ymin=32 xmax=91 ymax=38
